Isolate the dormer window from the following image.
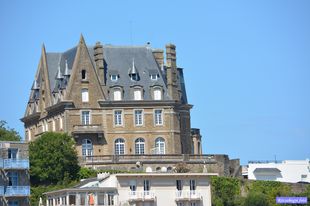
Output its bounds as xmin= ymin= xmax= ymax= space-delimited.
xmin=150 ymin=74 xmax=158 ymax=80
xmin=113 ymin=88 xmax=122 ymax=101
xmin=134 ymin=89 xmax=142 ymax=100
xmin=81 ymin=70 xmax=87 ymax=80
xmin=154 ymin=88 xmax=162 ymax=100
xmin=129 ymin=59 xmax=139 ymax=81
xmin=111 ymin=74 xmax=118 ymax=81
xmin=130 ymin=73 xmax=139 ymax=81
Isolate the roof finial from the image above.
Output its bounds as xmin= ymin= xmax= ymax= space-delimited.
xmin=64 ymin=59 xmax=70 ymax=76
xmin=33 ymin=80 xmax=39 ymax=90
xmin=56 ymin=63 xmax=63 ymax=79
xmin=129 ymin=58 xmax=138 ymax=74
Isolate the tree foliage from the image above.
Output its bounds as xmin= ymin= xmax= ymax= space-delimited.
xmin=211 ymin=176 xmax=240 ymax=206
xmin=0 ymin=120 xmax=21 ymax=141
xmin=29 ymin=132 xmax=80 ymax=185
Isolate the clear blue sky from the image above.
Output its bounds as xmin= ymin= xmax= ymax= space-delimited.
xmin=0 ymin=0 xmax=309 ymax=164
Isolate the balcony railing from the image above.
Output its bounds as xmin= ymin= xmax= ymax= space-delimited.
xmin=5 ymin=186 xmax=30 ymax=196
xmin=128 ymin=191 xmax=156 ymax=201
xmin=80 ymin=154 xmax=217 ymax=165
xmin=0 ymin=186 xmax=4 ymax=195
xmin=175 ymin=190 xmax=202 ymax=200
xmin=3 ymin=159 xmax=29 ymax=169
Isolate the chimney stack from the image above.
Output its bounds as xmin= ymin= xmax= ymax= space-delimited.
xmin=165 ymin=43 xmax=179 ymax=101
xmin=94 ymin=42 xmax=105 ymax=85
xmin=152 ymin=49 xmax=164 ymax=69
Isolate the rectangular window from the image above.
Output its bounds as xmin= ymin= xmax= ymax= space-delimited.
xmin=98 ymin=193 xmax=105 ymax=205
xmin=111 ymin=74 xmax=118 ymax=81
xmin=81 ymin=88 xmax=89 ymax=102
xmin=80 ymin=193 xmax=86 ymax=205
xmin=190 ymin=179 xmax=196 ymax=191
xmin=154 ymin=89 xmax=162 ymax=100
xmin=134 ymin=110 xmax=143 ymax=126
xmin=108 ymin=194 xmax=114 ymax=205
xmin=114 ymin=110 xmax=122 ymax=126
xmin=154 ymin=109 xmax=163 ymax=125
xmin=114 ymin=90 xmax=122 ymax=101
xmin=176 ymin=180 xmax=183 ymax=191
xmin=134 ymin=90 xmax=142 ymax=100
xmin=81 ymin=70 xmax=87 ymax=80
xmin=69 ymin=195 xmax=76 ymax=205
xmin=150 ymin=74 xmax=158 ymax=80
xmin=8 ymin=201 xmax=19 ymax=206
xmin=129 ymin=180 xmax=137 ymax=191
xmin=8 ymin=148 xmax=18 ymax=159
xmin=82 ymin=111 xmax=90 ymax=125
xmin=144 ymin=180 xmax=150 ymax=191
xmin=8 ymin=172 xmax=18 ymax=186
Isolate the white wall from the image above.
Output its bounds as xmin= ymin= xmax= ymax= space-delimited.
xmin=248 ymin=160 xmax=310 ymax=183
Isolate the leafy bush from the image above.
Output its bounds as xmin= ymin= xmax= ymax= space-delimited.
xmin=244 ymin=192 xmax=270 ymax=206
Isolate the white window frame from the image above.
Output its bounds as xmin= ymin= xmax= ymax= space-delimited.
xmin=135 ymin=138 xmax=145 ymax=155
xmin=114 ymin=110 xmax=123 ymax=126
xmin=111 ymin=74 xmax=118 ymax=81
xmin=155 ymin=137 xmax=165 ymax=154
xmin=81 ymin=88 xmax=89 ymax=102
xmin=150 ymin=74 xmax=158 ymax=80
xmin=134 ymin=110 xmax=143 ymax=126
xmin=153 ymin=88 xmax=162 ymax=100
xmin=81 ymin=111 xmax=91 ymax=125
xmin=115 ymin=138 xmax=125 ymax=155
xmin=113 ymin=89 xmax=122 ymax=101
xmin=134 ymin=89 xmax=142 ymax=100
xmin=82 ymin=139 xmax=93 ymax=157
xmin=154 ymin=109 xmax=163 ymax=126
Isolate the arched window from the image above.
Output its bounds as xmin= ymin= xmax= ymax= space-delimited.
xmin=82 ymin=139 xmax=93 ymax=157
xmin=115 ymin=138 xmax=125 ymax=155
xmin=155 ymin=137 xmax=165 ymax=154
xmin=135 ymin=138 xmax=145 ymax=154
xmin=154 ymin=88 xmax=162 ymax=100
xmin=113 ymin=89 xmax=122 ymax=101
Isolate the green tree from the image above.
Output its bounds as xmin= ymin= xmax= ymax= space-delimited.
xmin=0 ymin=120 xmax=21 ymax=141
xmin=29 ymin=132 xmax=80 ymax=185
xmin=211 ymin=176 xmax=241 ymax=206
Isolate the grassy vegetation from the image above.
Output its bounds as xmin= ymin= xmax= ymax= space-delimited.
xmin=211 ymin=176 xmax=310 ymax=206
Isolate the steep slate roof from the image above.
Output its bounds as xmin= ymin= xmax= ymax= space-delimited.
xmin=102 ymin=45 xmax=170 ymax=101
xmin=30 ymin=44 xmax=188 ymax=103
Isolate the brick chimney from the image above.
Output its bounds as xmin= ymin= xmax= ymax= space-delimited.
xmin=165 ymin=43 xmax=179 ymax=101
xmin=152 ymin=49 xmax=164 ymax=69
xmin=94 ymin=42 xmax=105 ymax=85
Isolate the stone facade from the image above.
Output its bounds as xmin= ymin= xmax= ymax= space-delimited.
xmin=0 ymin=141 xmax=30 ymax=206
xmin=21 ymin=35 xmax=197 ymax=158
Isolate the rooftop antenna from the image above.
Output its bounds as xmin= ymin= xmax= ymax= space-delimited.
xmin=130 ymin=20 xmax=133 ymax=46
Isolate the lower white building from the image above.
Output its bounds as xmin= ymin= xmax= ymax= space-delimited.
xmin=44 ymin=172 xmax=217 ymax=206
xmin=247 ymin=159 xmax=310 ymax=183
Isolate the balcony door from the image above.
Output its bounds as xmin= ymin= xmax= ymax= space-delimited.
xmin=82 ymin=139 xmax=93 ymax=158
